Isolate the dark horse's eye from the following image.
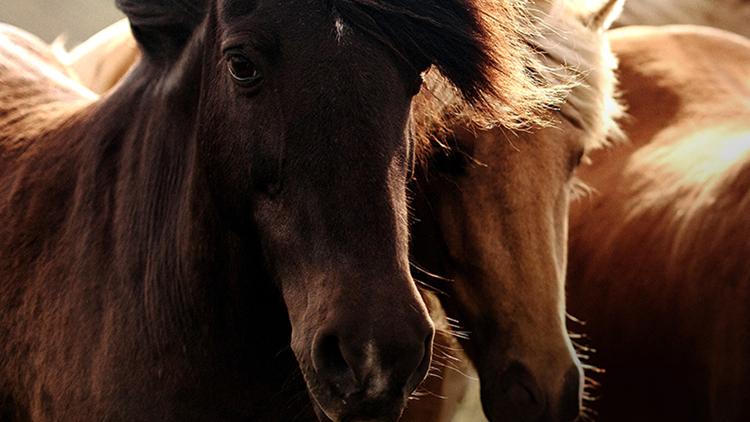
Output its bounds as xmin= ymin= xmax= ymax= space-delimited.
xmin=227 ymin=54 xmax=263 ymax=86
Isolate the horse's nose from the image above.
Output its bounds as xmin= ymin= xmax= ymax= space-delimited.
xmin=489 ymin=362 xmax=547 ymax=421
xmin=485 ymin=361 xmax=582 ymax=422
xmin=311 ymin=319 xmax=434 ymax=402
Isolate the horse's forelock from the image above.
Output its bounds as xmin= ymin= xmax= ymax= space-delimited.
xmin=334 ymin=0 xmax=564 ymax=133
xmin=116 ymin=0 xmax=206 ymax=28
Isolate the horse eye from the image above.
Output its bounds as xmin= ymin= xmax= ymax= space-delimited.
xmin=227 ymin=54 xmax=263 ymax=86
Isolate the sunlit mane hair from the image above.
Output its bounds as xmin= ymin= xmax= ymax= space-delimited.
xmin=528 ymin=0 xmax=625 ymax=152
xmin=332 ymin=0 xmax=565 ymax=131
xmin=412 ymin=0 xmax=625 ymax=161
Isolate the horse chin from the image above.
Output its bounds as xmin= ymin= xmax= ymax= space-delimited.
xmin=305 ymin=377 xmax=407 ymax=422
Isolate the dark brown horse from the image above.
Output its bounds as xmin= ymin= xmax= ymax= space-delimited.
xmin=0 ymin=1 xmax=556 ymax=421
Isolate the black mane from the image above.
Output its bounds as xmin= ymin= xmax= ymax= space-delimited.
xmin=331 ymin=0 xmax=495 ymax=106
xmin=331 ymin=0 xmax=563 ymax=134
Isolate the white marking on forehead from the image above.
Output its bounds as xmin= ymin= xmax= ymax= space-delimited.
xmin=364 ymin=341 xmax=389 ymax=396
xmin=334 ymin=17 xmax=347 ymax=43
xmin=364 ymin=341 xmax=376 ymax=369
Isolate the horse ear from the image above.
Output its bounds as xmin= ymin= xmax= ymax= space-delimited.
xmin=585 ymin=0 xmax=625 ymax=31
xmin=116 ymin=0 xmax=205 ymax=61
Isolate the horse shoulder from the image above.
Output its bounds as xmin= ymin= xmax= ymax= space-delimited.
xmin=617 ymin=0 xmax=750 ymax=39
xmin=610 ymin=25 xmax=750 ymax=120
xmin=0 ymin=24 xmax=96 ymax=163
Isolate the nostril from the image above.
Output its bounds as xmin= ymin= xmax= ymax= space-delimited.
xmin=311 ymin=318 xmax=434 ymax=404
xmin=312 ymin=333 xmax=360 ymax=397
xmin=506 ymin=380 xmax=537 ymax=407
xmin=313 ymin=334 xmax=347 ymax=374
xmin=486 ymin=362 xmax=546 ymax=421
xmin=419 ymin=333 xmax=433 ymax=373
xmin=559 ymin=365 xmax=583 ymax=421
xmin=503 ymin=378 xmax=545 ymax=419
xmin=406 ymin=333 xmax=433 ymax=392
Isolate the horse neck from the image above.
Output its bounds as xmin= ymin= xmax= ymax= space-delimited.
xmin=43 ymin=31 xmax=243 ymax=349
xmin=104 ymin=29 xmax=293 ymax=356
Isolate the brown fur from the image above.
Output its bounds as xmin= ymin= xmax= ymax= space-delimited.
xmin=568 ymin=25 xmax=750 ymax=422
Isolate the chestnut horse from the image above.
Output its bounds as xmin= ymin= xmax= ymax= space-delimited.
xmin=616 ymin=0 xmax=750 ymax=38
xmin=568 ymin=25 xmax=750 ymax=422
xmin=410 ymin=0 xmax=625 ymax=420
xmin=0 ymin=1 xmax=558 ymax=420
xmin=59 ymin=1 xmax=625 ymax=421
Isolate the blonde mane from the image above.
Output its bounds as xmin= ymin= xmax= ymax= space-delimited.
xmin=529 ymin=0 xmax=625 ymax=150
xmin=413 ymin=0 xmax=624 ymax=159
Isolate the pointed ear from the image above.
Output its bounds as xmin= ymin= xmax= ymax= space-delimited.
xmin=585 ymin=0 xmax=625 ymax=31
xmin=116 ymin=0 xmax=206 ymax=61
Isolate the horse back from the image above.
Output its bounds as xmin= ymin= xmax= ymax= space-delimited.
xmin=0 ymin=23 xmax=96 ymax=164
xmin=569 ymin=25 xmax=750 ymax=421
xmin=608 ymin=25 xmax=750 ymax=137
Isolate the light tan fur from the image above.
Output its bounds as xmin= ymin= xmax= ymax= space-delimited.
xmin=0 ymin=24 xmax=95 ymax=157
xmin=569 ymin=25 xmax=750 ymax=421
xmin=53 ymin=19 xmax=139 ymax=95
xmin=617 ymin=0 xmax=750 ymax=38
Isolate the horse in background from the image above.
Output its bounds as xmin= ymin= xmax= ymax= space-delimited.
xmin=568 ymin=25 xmax=750 ymax=421
xmin=1 ymin=0 xmax=559 ymax=420
xmin=616 ymin=0 xmax=750 ymax=38
xmin=53 ymin=19 xmax=139 ymax=95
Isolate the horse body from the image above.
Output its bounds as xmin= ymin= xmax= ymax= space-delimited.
xmin=568 ymin=25 xmax=750 ymax=421
xmin=616 ymin=0 xmax=750 ymax=38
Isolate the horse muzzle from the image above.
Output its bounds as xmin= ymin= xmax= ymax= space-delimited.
xmin=481 ymin=361 xmax=582 ymax=422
